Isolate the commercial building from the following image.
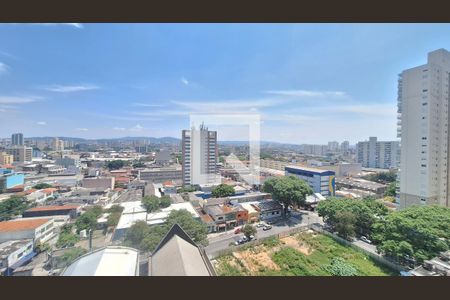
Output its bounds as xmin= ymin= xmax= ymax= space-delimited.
xmin=398 ymin=49 xmax=450 ymax=208
xmin=335 ymin=177 xmax=387 ymax=197
xmin=182 ymin=123 xmax=219 ymax=186
xmin=253 ymin=200 xmax=283 ymax=220
xmin=5 ymin=146 xmax=33 ymax=163
xmin=155 ymin=150 xmax=171 ymax=166
xmin=0 ymin=218 xmax=55 ymax=244
xmin=11 ymin=133 xmax=24 ymax=146
xmin=0 ymin=152 xmax=14 ymax=165
xmin=138 ymin=167 xmax=182 ymax=184
xmin=357 ymin=137 xmax=400 ymax=169
xmin=285 ymin=166 xmax=336 ymax=196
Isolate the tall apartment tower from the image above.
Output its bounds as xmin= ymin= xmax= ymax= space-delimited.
xmin=398 ymin=49 xmax=450 ymax=208
xmin=53 ymin=137 xmax=64 ymax=151
xmin=11 ymin=133 xmax=24 ymax=146
xmin=182 ymin=123 xmax=219 ymax=186
xmin=356 ymin=137 xmax=399 ymax=169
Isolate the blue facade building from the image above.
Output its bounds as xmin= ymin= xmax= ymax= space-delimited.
xmin=285 ymin=166 xmax=335 ymax=197
xmin=0 ymin=172 xmax=25 ymax=193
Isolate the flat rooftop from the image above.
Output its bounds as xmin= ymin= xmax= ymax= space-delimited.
xmin=62 ymin=246 xmax=139 ymax=276
xmin=285 ymin=165 xmax=334 ymax=174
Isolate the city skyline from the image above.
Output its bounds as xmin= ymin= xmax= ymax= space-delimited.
xmin=2 ymin=24 xmax=450 ymax=143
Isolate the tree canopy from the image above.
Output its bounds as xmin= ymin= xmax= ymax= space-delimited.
xmin=141 ymin=195 xmax=171 ymax=213
xmin=106 ymin=160 xmax=127 ymax=170
xmin=124 ymin=209 xmax=208 ymax=252
xmin=33 ymin=183 xmax=53 ymax=189
xmin=384 ymin=182 xmax=397 ymax=197
xmin=317 ymin=197 xmax=388 ymax=237
xmin=363 ymin=171 xmax=397 ymax=184
xmin=0 ymin=196 xmax=29 ymax=221
xmin=56 ymin=224 xmax=80 ymax=248
xmin=211 ymin=184 xmax=235 ymax=198
xmin=372 ymin=205 xmax=450 ymax=264
xmin=263 ymin=176 xmax=313 ymax=213
xmin=75 ymin=211 xmax=98 ymax=233
xmin=241 ymin=224 xmax=256 ymax=239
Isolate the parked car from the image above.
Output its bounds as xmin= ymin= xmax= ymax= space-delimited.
xmin=256 ymin=223 xmax=265 ymax=228
xmin=360 ymin=236 xmax=372 ymax=244
xmin=242 ymin=236 xmax=248 ymax=242
xmin=263 ymin=225 xmax=272 ymax=231
xmin=266 ymin=220 xmax=275 ymax=225
xmin=249 ymin=235 xmax=255 ymax=240
xmin=234 ymin=241 xmax=240 ymax=246
xmin=234 ymin=227 xmax=241 ymax=234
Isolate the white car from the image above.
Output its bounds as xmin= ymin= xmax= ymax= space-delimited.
xmin=360 ymin=236 xmax=372 ymax=244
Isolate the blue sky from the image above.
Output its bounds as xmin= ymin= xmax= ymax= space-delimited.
xmin=1 ymin=23 xmax=450 ymax=144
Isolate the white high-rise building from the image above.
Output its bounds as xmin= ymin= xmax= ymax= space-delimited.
xmin=53 ymin=137 xmax=64 ymax=151
xmin=327 ymin=141 xmax=339 ymax=152
xmin=182 ymin=123 xmax=219 ymax=186
xmin=398 ymin=49 xmax=450 ymax=208
xmin=340 ymin=141 xmax=350 ymax=152
xmin=356 ymin=137 xmax=399 ymax=169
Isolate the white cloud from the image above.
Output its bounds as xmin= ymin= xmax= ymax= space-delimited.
xmin=181 ymin=77 xmax=189 ymax=85
xmin=42 ymin=84 xmax=99 ymax=93
xmin=264 ymin=89 xmax=347 ymax=98
xmin=0 ymin=96 xmax=40 ymax=104
xmin=75 ymin=128 xmax=88 ymax=131
xmin=130 ymin=124 xmax=144 ymax=132
xmin=0 ymin=62 xmax=9 ymax=75
xmin=113 ymin=127 xmax=126 ymax=131
xmin=36 ymin=121 xmax=47 ymax=125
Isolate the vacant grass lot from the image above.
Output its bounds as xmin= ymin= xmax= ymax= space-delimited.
xmin=214 ymin=231 xmax=396 ymax=276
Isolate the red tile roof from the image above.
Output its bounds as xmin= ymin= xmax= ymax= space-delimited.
xmin=26 ymin=205 xmax=79 ymax=212
xmin=0 ymin=218 xmax=51 ymax=233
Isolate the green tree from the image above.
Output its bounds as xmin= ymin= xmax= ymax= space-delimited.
xmin=241 ymin=224 xmax=256 ymax=239
xmin=142 ymin=195 xmax=161 ymax=213
xmin=87 ymin=205 xmax=103 ymax=218
xmin=124 ymin=210 xmax=209 ymax=252
xmin=334 ymin=211 xmax=357 ymax=240
xmin=75 ymin=211 xmax=98 ymax=233
xmin=317 ymin=197 xmax=388 ymax=237
xmin=177 ymin=186 xmax=197 ymax=193
xmin=363 ymin=171 xmax=397 ymax=183
xmin=107 ymin=212 xmax=122 ymax=227
xmin=33 ymin=183 xmax=53 ymax=189
xmin=159 ymin=195 xmax=171 ymax=208
xmin=263 ymin=176 xmax=313 ymax=214
xmin=132 ymin=161 xmax=146 ymax=168
xmin=56 ymin=224 xmax=80 ymax=248
xmin=107 ymin=205 xmax=124 ymax=214
xmin=165 ymin=210 xmax=208 ymax=246
xmin=106 ymin=160 xmax=126 ymax=170
xmin=124 ymin=220 xmax=151 ymax=247
xmin=211 ymin=184 xmax=235 ymax=198
xmin=0 ymin=196 xmax=29 ymax=221
xmin=372 ymin=205 xmax=450 ymax=264
xmin=384 ymin=182 xmax=397 ymax=197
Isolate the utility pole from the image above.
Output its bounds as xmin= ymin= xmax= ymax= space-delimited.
xmin=88 ymin=229 xmax=93 ymax=252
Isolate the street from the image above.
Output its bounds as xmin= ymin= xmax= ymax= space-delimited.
xmin=205 ymin=210 xmax=323 ymax=257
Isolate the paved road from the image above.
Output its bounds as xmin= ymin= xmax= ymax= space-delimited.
xmin=205 ymin=211 xmax=323 ymax=257
xmin=352 ymin=239 xmax=378 ymax=255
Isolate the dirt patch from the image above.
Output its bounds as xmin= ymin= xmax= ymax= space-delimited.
xmin=279 ymin=236 xmax=312 ymax=255
xmin=232 ymin=245 xmax=280 ymax=273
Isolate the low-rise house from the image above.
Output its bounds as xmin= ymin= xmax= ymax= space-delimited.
xmin=239 ymin=202 xmax=259 ymax=223
xmin=81 ymin=177 xmax=115 ymax=190
xmin=0 ymin=218 xmax=55 ymax=244
xmin=204 ymin=204 xmax=238 ymax=231
xmin=410 ymin=251 xmax=450 ymax=276
xmin=0 ymin=239 xmax=35 ymax=276
xmin=253 ymin=200 xmax=283 ymax=221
